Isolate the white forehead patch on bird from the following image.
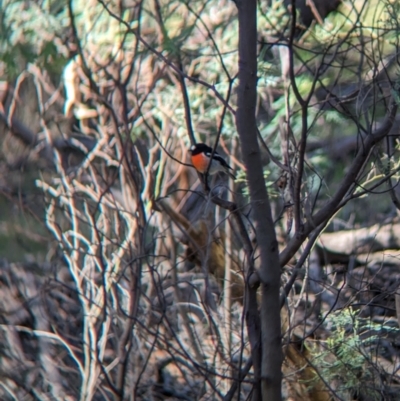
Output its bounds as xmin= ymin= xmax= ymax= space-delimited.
xmin=190 ymin=145 xmax=196 ymax=151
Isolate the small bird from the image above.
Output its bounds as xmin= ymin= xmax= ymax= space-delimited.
xmin=189 ymin=143 xmax=235 ymax=179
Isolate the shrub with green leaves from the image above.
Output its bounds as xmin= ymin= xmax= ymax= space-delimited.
xmin=311 ymin=308 xmax=399 ymax=399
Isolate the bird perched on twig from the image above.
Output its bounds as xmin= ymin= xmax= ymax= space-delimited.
xmin=189 ymin=143 xmax=235 ymax=179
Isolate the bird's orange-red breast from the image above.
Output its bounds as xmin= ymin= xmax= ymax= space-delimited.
xmin=191 ymin=152 xmax=209 ymax=174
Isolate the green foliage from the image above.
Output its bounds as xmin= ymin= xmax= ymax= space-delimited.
xmin=258 ymin=0 xmax=290 ymax=37
xmin=311 ymin=308 xmax=399 ymax=399
xmin=0 ymin=0 xmax=67 ymax=78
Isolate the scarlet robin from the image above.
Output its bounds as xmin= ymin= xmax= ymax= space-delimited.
xmin=189 ymin=143 xmax=235 ymax=179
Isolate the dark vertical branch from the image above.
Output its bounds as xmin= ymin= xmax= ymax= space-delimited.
xmin=177 ymin=60 xmax=196 ymax=146
xmin=236 ymin=0 xmax=282 ymax=400
xmin=288 ymin=0 xmax=306 ymax=232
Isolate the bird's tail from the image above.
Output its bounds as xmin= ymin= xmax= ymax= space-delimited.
xmin=227 ymin=169 xmax=236 ymax=180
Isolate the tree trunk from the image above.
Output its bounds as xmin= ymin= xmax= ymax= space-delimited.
xmin=236 ymin=1 xmax=283 ymax=400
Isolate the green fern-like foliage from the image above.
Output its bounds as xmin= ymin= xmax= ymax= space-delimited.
xmin=311 ymin=308 xmax=399 ymax=399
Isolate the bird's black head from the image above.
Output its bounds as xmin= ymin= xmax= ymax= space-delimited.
xmin=190 ymin=143 xmax=213 ymax=156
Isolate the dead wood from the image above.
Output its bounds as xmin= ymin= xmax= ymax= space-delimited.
xmin=317 ymin=221 xmax=400 ymax=263
xmin=283 ymin=339 xmax=332 ymax=401
xmin=0 ymin=111 xmax=97 ymax=164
